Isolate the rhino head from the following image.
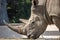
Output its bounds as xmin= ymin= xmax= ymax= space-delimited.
xmin=3 ymin=0 xmax=50 ymax=39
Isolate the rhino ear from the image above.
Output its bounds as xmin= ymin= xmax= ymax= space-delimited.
xmin=33 ymin=0 xmax=39 ymax=6
xmin=19 ymin=19 xmax=28 ymax=24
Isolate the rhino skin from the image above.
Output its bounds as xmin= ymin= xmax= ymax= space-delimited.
xmin=3 ymin=0 xmax=60 ymax=39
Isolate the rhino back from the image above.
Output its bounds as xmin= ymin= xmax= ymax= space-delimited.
xmin=46 ymin=0 xmax=60 ymax=17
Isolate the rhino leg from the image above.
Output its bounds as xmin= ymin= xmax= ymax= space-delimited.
xmin=52 ymin=16 xmax=60 ymax=31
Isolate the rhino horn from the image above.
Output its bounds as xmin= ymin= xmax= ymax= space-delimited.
xmin=3 ymin=20 xmax=27 ymax=35
xmin=19 ymin=19 xmax=28 ymax=24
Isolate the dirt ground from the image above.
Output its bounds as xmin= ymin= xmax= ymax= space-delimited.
xmin=0 ymin=24 xmax=60 ymax=40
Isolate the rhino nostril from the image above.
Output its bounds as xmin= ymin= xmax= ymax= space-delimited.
xmin=27 ymin=34 xmax=37 ymax=39
xmin=30 ymin=34 xmax=34 ymax=38
xmin=27 ymin=34 xmax=31 ymax=38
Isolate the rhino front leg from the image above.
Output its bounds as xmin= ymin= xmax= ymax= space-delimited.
xmin=52 ymin=16 xmax=60 ymax=31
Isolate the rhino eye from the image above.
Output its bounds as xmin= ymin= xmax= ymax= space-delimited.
xmin=32 ymin=21 xmax=35 ymax=24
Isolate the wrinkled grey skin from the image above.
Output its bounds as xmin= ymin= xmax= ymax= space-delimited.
xmin=3 ymin=0 xmax=60 ymax=39
xmin=46 ymin=0 xmax=60 ymax=31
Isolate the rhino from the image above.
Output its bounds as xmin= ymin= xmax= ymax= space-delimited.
xmin=3 ymin=0 xmax=60 ymax=39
